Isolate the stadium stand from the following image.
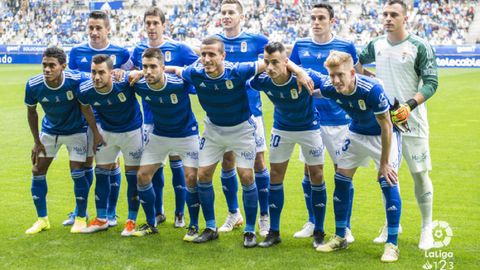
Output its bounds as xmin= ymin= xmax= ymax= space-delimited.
xmin=0 ymin=0 xmax=478 ymax=46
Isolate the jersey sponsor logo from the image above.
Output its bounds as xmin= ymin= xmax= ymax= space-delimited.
xmin=66 ymin=90 xmax=74 ymax=100
xmin=241 ymin=41 xmax=247 ymax=53
xmin=110 ymin=55 xmax=117 ymax=65
xmin=41 ymin=97 xmax=49 ymax=102
xmin=165 ymin=51 xmax=171 ymax=62
xmin=309 ymin=146 xmax=323 ymax=157
xmin=186 ymin=151 xmax=199 ymax=160
xmin=128 ymin=148 xmax=143 ymax=160
xmin=117 ymin=93 xmax=126 ymax=102
xmin=240 ymin=150 xmax=255 ymax=160
xmin=80 ymin=57 xmax=88 ymax=63
xmin=225 ymin=80 xmax=234 ymax=89
xmin=378 ymin=93 xmax=388 ymax=109
xmin=358 ymin=99 xmax=366 ymax=110
xmin=170 ymin=93 xmax=178 ymax=104
xmin=290 ymin=89 xmax=298 ymax=99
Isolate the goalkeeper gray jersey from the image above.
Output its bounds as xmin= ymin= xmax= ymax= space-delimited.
xmin=359 ymin=34 xmax=438 ymax=138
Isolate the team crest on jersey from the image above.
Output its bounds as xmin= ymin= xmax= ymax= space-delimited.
xmin=241 ymin=42 xmax=247 ymax=53
xmin=170 ymin=93 xmax=178 ymax=104
xmin=66 ymin=90 xmax=74 ymax=101
xmin=358 ymin=99 xmax=366 ymax=110
xmin=110 ymin=55 xmax=117 ymax=65
xmin=225 ymin=80 xmax=234 ymax=89
xmin=290 ymin=89 xmax=298 ymax=99
xmin=117 ymin=93 xmax=126 ymax=102
xmin=165 ymin=51 xmax=172 ymax=62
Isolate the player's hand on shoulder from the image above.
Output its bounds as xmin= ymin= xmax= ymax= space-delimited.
xmin=112 ymin=69 xmax=126 ymax=82
xmin=127 ymin=70 xmax=143 ymax=86
xmin=296 ymin=70 xmax=314 ymax=95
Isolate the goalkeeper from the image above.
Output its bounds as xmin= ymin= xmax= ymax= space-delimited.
xmin=356 ymin=0 xmax=438 ymax=251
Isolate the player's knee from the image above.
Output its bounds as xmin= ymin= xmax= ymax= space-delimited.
xmin=197 ymin=170 xmax=212 ymax=182
xmin=254 ymin=154 xmax=266 ymax=171
xmin=136 ymin=170 xmax=152 ymax=186
xmin=184 ymin=171 xmax=198 ymax=187
xmin=309 ymin=170 xmax=324 ymax=185
xmin=31 ymin=165 xmax=46 ymax=176
xmin=303 ymin=164 xmax=309 ymax=175
xmin=269 ymin=168 xmax=283 ymax=184
xmin=221 ymin=153 xmax=235 ymax=170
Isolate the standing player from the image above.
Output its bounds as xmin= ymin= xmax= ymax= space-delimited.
xmin=130 ymin=7 xmax=199 ymax=227
xmin=214 ymin=0 xmax=271 ymax=237
xmin=64 ymin=10 xmax=132 ymax=227
xmin=248 ymin=42 xmax=326 ymax=248
xmin=168 ymin=37 xmax=312 ymax=247
xmin=132 ymin=48 xmax=200 ymax=239
xmin=315 ymin=51 xmax=402 ymax=263
xmin=289 ymin=3 xmax=357 ymax=242
xmin=357 ymin=0 xmax=438 ymax=250
xmin=24 ymin=47 xmax=101 ymax=234
xmin=77 ymin=55 xmax=145 ymax=235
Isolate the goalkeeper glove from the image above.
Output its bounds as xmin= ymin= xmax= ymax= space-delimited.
xmin=391 ymin=98 xmax=417 ymax=124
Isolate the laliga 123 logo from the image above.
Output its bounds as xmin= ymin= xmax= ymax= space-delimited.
xmin=432 ymin=220 xmax=453 ymax=248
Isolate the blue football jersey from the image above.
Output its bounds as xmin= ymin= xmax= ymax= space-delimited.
xmin=25 ymin=71 xmax=89 ymax=135
xmin=181 ymin=61 xmax=257 ymax=127
xmin=248 ymin=70 xmax=322 ymax=131
xmin=131 ymin=40 xmax=198 ymax=125
xmin=78 ymin=76 xmax=142 ymax=133
xmin=133 ymin=74 xmax=198 ymax=138
xmin=318 ymin=74 xmax=391 ymax=136
xmin=216 ymin=32 xmax=269 ymax=117
xmin=68 ymin=42 xmax=131 ymax=72
xmin=290 ymin=36 xmax=358 ymax=126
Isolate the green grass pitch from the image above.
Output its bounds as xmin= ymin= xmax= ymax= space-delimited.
xmin=0 ymin=65 xmax=478 ymax=269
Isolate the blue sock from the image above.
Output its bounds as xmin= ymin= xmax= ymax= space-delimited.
xmin=379 ymin=177 xmax=402 ymax=245
xmin=221 ymin=169 xmax=239 ymax=214
xmin=197 ymin=181 xmax=216 ymax=229
xmin=242 ymin=182 xmax=258 ymax=233
xmin=107 ymin=167 xmax=121 ymax=219
xmin=31 ymin=175 xmax=47 ymax=217
xmin=170 ymin=160 xmax=186 ymax=215
xmin=84 ymin=166 xmax=94 ymax=188
xmin=347 ymin=184 xmax=354 ymax=229
xmin=186 ymin=186 xmax=200 ymax=230
xmin=255 ymin=169 xmax=270 ymax=216
xmin=269 ymin=183 xmax=284 ymax=232
xmin=333 ymin=173 xmax=352 ymax=238
xmin=138 ymin=183 xmax=156 ymax=226
xmin=302 ymin=175 xmax=314 ymax=223
xmin=152 ymin=167 xmax=165 ymax=215
xmin=125 ymin=170 xmax=139 ymax=221
xmin=72 ymin=169 xmax=89 ymax=218
xmin=94 ymin=168 xmax=110 ymax=219
xmin=311 ymin=182 xmax=327 ymax=232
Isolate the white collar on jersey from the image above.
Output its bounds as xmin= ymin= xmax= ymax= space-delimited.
xmin=345 ymin=75 xmax=359 ymax=96
xmin=88 ymin=41 xmax=111 ymax=51
xmin=271 ymin=73 xmax=294 ymax=87
xmin=94 ymin=83 xmax=114 ymax=95
xmin=222 ymin=30 xmax=245 ymax=40
xmin=311 ymin=34 xmax=336 ymax=46
xmin=148 ymin=39 xmax=167 ymax=48
xmin=147 ymin=74 xmax=168 ymax=91
xmin=205 ymin=67 xmax=225 ymax=80
xmin=43 ymin=71 xmax=65 ymax=90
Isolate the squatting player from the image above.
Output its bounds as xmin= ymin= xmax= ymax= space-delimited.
xmin=357 ymin=0 xmax=438 ymax=250
xmin=130 ymin=7 xmax=199 ymax=227
xmin=314 ymin=51 xmax=402 ymax=263
xmin=168 ymin=37 xmax=313 ymax=247
xmin=289 ymin=3 xmax=357 ymax=242
xmin=132 ymin=48 xmax=200 ymax=239
xmin=214 ymin=0 xmax=271 ymax=236
xmin=65 ymin=10 xmax=132 ymax=227
xmin=24 ymin=47 xmax=102 ymax=234
xmin=248 ymin=42 xmax=326 ymax=249
xmin=77 ymin=55 xmax=146 ymax=236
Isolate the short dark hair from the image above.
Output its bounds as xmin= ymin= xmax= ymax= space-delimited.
xmin=202 ymin=36 xmax=225 ymax=53
xmin=221 ymin=0 xmax=244 ymax=14
xmin=142 ymin=48 xmax=164 ymax=64
xmin=386 ymin=0 xmax=408 ymax=14
xmin=89 ymin=10 xmax=110 ymax=28
xmin=144 ymin=6 xmax=165 ymax=24
xmin=92 ymin=54 xmax=113 ymax=70
xmin=264 ymin=42 xmax=285 ymax=55
xmin=42 ymin=46 xmax=67 ymax=65
xmin=313 ymin=3 xmax=335 ymax=19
